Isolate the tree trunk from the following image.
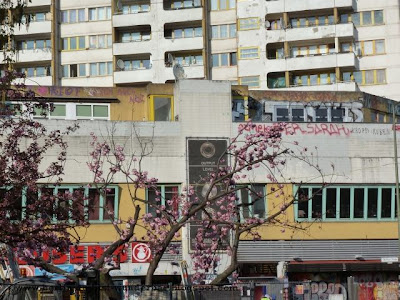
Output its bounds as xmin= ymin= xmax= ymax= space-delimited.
xmin=100 ymin=271 xmax=120 ymax=300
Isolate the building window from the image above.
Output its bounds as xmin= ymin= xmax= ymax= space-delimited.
xmin=353 ymin=39 xmax=385 ymax=56
xmin=239 ymin=76 xmax=260 ymax=88
xmin=123 ymin=58 xmax=151 ymax=70
xmin=62 ymin=64 xmax=86 ymax=78
xmin=237 ymin=185 xmax=266 ymax=220
xmin=17 ymin=66 xmax=51 ymax=77
xmin=173 ymin=54 xmax=203 ymax=66
xmin=89 ymin=62 xmax=113 ymax=76
xmin=292 ymin=72 xmax=336 ymax=87
xmin=238 ymin=18 xmax=260 ymax=30
xmin=210 ymin=0 xmax=235 ymax=11
xmin=88 ymin=7 xmax=112 ymax=21
xmin=89 ymin=35 xmax=112 ymax=49
xmin=17 ymin=39 xmax=52 ymax=50
xmin=21 ymin=12 xmax=49 ymax=23
xmin=76 ymin=104 xmax=109 ymax=120
xmin=238 ymin=47 xmax=260 ymax=59
xmin=61 ymin=36 xmax=86 ymax=51
xmin=169 ymin=0 xmax=201 ymax=9
xmin=212 ymin=52 xmax=237 ymax=67
xmin=342 ymin=69 xmax=386 ymax=85
xmin=149 ymin=95 xmax=174 ymax=121
xmin=211 ymin=24 xmax=236 ymax=39
xmin=122 ymin=3 xmax=150 ymax=14
xmin=296 ymin=185 xmax=397 ymax=221
xmin=61 ymin=9 xmax=85 ymax=23
xmin=341 ymin=10 xmax=384 ymax=26
xmin=290 ymin=15 xmax=334 ymax=28
xmin=290 ymin=43 xmax=335 ymax=57
xmin=121 ymin=31 xmax=151 ymax=42
xmin=165 ymin=26 xmax=202 ymax=39
xmin=147 ymin=185 xmax=179 ymax=217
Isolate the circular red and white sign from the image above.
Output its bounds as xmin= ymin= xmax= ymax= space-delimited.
xmin=132 ymin=243 xmax=151 ymax=263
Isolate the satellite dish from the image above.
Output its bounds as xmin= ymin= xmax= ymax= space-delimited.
xmin=116 ymin=59 xmax=125 ymax=71
xmin=116 ymin=0 xmax=123 ymax=11
xmin=173 ymin=64 xmax=186 ymax=81
xmin=265 ymin=20 xmax=270 ymax=28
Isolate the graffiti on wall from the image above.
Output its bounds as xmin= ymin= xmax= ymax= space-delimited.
xmin=232 ymin=100 xmax=364 ymax=123
xmin=310 ymin=281 xmax=347 ymax=300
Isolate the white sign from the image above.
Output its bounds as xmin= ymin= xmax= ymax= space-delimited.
xmin=381 ymin=257 xmax=399 ymax=263
xmin=132 ymin=243 xmax=151 ymax=263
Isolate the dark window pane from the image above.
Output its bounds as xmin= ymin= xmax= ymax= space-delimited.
xmin=292 ymin=108 xmax=304 ymax=122
xmin=252 ymin=185 xmax=265 ymax=218
xmin=326 ymin=188 xmax=336 ymax=218
xmin=354 ymin=188 xmax=364 ymax=218
xmin=154 ymin=97 xmax=171 ymax=121
xmin=331 ymin=108 xmax=344 ymax=122
xmin=382 ymin=188 xmax=392 ymax=218
xmin=340 ymin=188 xmax=350 ymax=218
xmin=368 ymin=188 xmax=378 ymax=218
xmin=276 ymin=108 xmax=289 ymax=122
xmin=312 ymin=188 xmax=322 ymax=218
xmin=88 ymin=189 xmax=100 ymax=220
xmin=147 ymin=188 xmax=160 ymax=217
xmin=316 ymin=108 xmax=328 ymax=122
xmin=297 ymin=188 xmax=308 ymax=218
xmin=241 ymin=188 xmax=250 ymax=219
xmin=57 ymin=188 xmax=70 ymax=220
xmin=104 ymin=188 xmax=115 ymax=220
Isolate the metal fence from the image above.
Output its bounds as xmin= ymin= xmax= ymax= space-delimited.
xmin=0 ymin=280 xmax=398 ymax=300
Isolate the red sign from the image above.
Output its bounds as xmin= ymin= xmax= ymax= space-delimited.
xmin=132 ymin=243 xmax=152 ymax=263
xmin=16 ymin=243 xmax=138 ymax=265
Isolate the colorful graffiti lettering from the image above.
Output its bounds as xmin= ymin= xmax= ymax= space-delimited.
xmin=358 ymin=282 xmax=398 ymax=300
xmin=311 ymin=282 xmax=347 ymax=300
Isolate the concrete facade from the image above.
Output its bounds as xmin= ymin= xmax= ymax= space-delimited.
xmin=2 ymin=0 xmax=400 ymax=101
xmin=14 ymin=80 xmax=397 ymax=287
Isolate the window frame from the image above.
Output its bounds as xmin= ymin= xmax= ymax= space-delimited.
xmin=75 ymin=104 xmax=110 ymax=120
xmin=212 ymin=52 xmax=237 ymax=67
xmin=61 ymin=36 xmax=86 ymax=51
xmin=238 ymin=46 xmax=260 ymax=60
xmin=239 ymin=76 xmax=260 ymax=88
xmin=148 ymin=95 xmax=174 ymax=121
xmin=146 ymin=184 xmax=180 ymax=216
xmin=294 ymin=185 xmax=396 ymax=221
xmin=88 ymin=6 xmax=112 ymax=21
xmin=342 ymin=69 xmax=386 ymax=85
xmin=210 ymin=0 xmax=236 ymax=11
xmin=236 ymin=184 xmax=267 ymax=221
xmin=238 ymin=18 xmax=260 ymax=31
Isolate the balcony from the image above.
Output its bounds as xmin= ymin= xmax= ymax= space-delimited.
xmin=266 ymin=23 xmax=354 ymax=43
xmin=114 ymin=69 xmax=153 ymax=84
xmin=163 ymin=65 xmax=204 ymax=81
xmin=27 ymin=0 xmax=51 ymax=6
xmin=14 ymin=49 xmax=52 ymax=63
xmin=14 ymin=21 xmax=51 ymax=35
xmin=285 ymin=52 xmax=356 ymax=71
xmin=161 ymin=7 xmax=203 ymax=24
xmin=163 ymin=37 xmax=203 ymax=52
xmin=113 ymin=12 xmax=150 ymax=28
xmin=265 ymin=0 xmax=354 ymax=14
xmin=113 ymin=41 xmax=153 ymax=56
xmin=284 ymin=81 xmax=358 ymax=91
xmin=23 ymin=76 xmax=52 ymax=86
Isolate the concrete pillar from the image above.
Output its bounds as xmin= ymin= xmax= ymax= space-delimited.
xmin=335 ymin=37 xmax=339 ymax=53
xmin=285 ymin=71 xmax=290 ymax=87
xmin=284 ymin=41 xmax=289 ymax=58
xmin=334 ymin=7 xmax=339 ymax=24
xmin=335 ymin=67 xmax=340 ymax=82
xmin=283 ymin=12 xmax=289 ymax=29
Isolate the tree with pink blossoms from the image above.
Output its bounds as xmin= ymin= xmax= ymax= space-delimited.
xmin=87 ymin=121 xmax=328 ymax=287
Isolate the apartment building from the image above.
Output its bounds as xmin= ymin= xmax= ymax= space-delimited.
xmin=8 ymin=80 xmax=399 ymax=298
xmin=2 ymin=0 xmax=400 ymax=99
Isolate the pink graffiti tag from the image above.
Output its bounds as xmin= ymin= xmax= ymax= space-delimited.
xmin=238 ymin=123 xmax=351 ymax=137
